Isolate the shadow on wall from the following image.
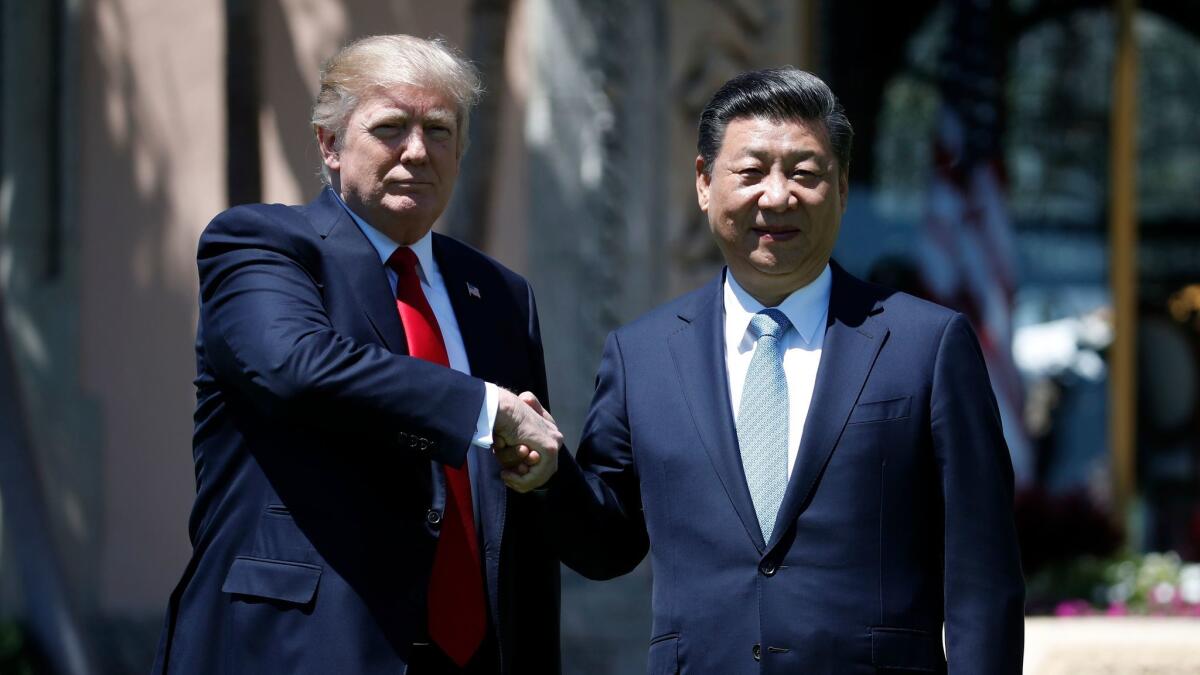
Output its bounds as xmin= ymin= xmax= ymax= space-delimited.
xmin=78 ymin=0 xmax=217 ymax=670
xmin=260 ymin=0 xmax=326 ymax=202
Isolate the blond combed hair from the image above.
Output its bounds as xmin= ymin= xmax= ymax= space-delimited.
xmin=311 ymin=34 xmax=483 ymax=183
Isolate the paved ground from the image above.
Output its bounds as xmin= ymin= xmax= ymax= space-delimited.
xmin=1025 ymin=617 xmax=1200 ymax=674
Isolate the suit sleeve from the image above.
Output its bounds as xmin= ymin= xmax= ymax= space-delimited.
xmin=197 ymin=206 xmax=484 ymax=467
xmin=548 ymin=331 xmax=649 ymax=579
xmin=931 ymin=313 xmax=1025 ymax=674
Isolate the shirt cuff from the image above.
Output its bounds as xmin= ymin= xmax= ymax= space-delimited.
xmin=472 ymin=382 xmax=500 ymax=448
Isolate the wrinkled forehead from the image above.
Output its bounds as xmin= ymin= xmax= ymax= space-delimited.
xmin=355 ymin=82 xmax=460 ymax=124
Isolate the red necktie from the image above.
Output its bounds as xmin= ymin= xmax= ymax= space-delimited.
xmin=388 ymin=247 xmax=486 ymax=667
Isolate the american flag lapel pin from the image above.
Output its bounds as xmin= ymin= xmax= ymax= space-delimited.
xmin=466 ymin=282 xmax=481 ymax=299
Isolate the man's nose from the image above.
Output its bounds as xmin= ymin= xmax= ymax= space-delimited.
xmin=758 ymin=172 xmax=795 ymax=211
xmin=400 ymin=128 xmax=428 ymax=164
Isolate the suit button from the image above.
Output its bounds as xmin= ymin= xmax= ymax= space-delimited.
xmin=426 ymin=509 xmax=442 ymax=526
xmin=760 ymin=561 xmax=777 ymax=577
xmin=752 ymin=643 xmax=761 ymax=661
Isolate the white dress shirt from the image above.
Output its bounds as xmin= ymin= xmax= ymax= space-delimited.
xmin=724 ymin=265 xmax=832 ymax=480
xmin=337 ymin=198 xmax=499 ymax=449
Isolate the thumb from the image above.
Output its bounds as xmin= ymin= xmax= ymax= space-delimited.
xmin=519 ymin=391 xmax=545 ymax=415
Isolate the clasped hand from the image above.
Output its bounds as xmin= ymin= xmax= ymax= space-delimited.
xmin=492 ymin=389 xmax=561 ymax=493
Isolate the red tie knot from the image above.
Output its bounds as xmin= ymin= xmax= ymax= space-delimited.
xmin=387 ymin=246 xmax=419 ymax=275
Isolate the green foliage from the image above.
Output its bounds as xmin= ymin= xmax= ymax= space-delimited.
xmin=1027 ymin=551 xmax=1200 ymax=616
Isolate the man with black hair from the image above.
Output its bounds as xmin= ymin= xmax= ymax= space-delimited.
xmin=516 ymin=68 xmax=1025 ymax=674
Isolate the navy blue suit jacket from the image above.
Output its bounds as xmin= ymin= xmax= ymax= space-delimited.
xmin=154 ymin=188 xmax=560 ymax=674
xmin=549 ymin=264 xmax=1024 ymax=674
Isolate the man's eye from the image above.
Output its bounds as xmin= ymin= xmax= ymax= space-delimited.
xmin=427 ymin=125 xmax=453 ymax=140
xmin=372 ymin=124 xmax=402 ymax=137
xmin=738 ymin=168 xmax=763 ymax=177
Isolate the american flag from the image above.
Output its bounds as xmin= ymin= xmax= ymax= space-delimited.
xmin=920 ymin=0 xmax=1033 ymax=484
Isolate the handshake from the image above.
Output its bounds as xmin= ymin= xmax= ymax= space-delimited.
xmin=491 ymin=389 xmax=562 ymax=493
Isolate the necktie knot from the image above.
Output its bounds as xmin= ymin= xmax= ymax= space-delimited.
xmin=748 ymin=309 xmax=791 ymax=343
xmin=386 ymin=246 xmax=419 ymax=275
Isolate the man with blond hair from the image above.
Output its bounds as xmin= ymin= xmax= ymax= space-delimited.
xmin=153 ymin=35 xmax=562 ymax=675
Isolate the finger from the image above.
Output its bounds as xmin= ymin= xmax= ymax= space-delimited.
xmin=506 ymin=445 xmax=536 ymax=467
xmin=492 ymin=445 xmax=525 ymax=468
xmin=510 ymin=459 xmax=555 ymax=489
xmin=501 ymin=471 xmax=535 ymax=493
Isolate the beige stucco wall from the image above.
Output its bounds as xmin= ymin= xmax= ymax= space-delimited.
xmin=80 ymin=0 xmax=224 ymax=614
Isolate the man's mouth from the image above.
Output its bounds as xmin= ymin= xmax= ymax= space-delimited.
xmin=387 ymin=178 xmax=433 ymax=188
xmin=752 ymin=227 xmax=800 ymax=242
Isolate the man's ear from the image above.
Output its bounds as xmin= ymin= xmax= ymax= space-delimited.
xmin=316 ymin=125 xmax=340 ymax=173
xmin=695 ymin=155 xmax=710 ymax=212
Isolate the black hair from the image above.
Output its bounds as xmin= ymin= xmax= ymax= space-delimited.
xmin=697 ymin=68 xmax=853 ymax=177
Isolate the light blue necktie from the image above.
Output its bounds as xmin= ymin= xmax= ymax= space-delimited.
xmin=737 ymin=309 xmax=792 ymax=544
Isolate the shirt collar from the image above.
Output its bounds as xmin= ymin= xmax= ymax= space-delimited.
xmin=724 ymin=264 xmax=832 ymax=351
xmin=334 ymin=191 xmax=437 ymax=280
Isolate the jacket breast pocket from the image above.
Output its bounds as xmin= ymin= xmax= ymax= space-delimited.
xmin=869 ymin=627 xmax=943 ymax=672
xmin=222 ymin=556 xmax=322 ymax=606
xmin=646 ymin=633 xmax=679 ymax=675
xmin=848 ymin=396 xmax=911 ymax=425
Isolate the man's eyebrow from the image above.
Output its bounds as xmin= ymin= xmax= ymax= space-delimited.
xmin=422 ymin=109 xmax=457 ymax=126
xmin=731 ymin=147 xmax=822 ymax=163
xmin=365 ymin=108 xmax=455 ymax=127
xmin=362 ymin=109 xmax=411 ymax=126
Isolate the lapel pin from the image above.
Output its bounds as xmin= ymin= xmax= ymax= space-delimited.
xmin=466 ymin=282 xmax=481 ymax=299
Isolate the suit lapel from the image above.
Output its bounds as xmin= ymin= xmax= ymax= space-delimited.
xmin=767 ymin=263 xmax=889 ymax=551
xmin=311 ymin=188 xmax=407 ymax=354
xmin=433 ymin=234 xmax=497 ymax=384
xmin=669 ymin=272 xmax=767 ymax=553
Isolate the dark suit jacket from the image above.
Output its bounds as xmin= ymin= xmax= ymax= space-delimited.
xmin=153 ymin=188 xmax=560 ymax=674
xmin=549 ymin=263 xmax=1024 ymax=675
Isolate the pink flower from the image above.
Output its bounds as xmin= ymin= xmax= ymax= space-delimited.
xmin=1055 ymin=600 xmax=1093 ymax=617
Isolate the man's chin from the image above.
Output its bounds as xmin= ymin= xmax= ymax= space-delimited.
xmin=743 ymin=259 xmax=826 ymax=291
xmin=367 ymin=204 xmax=441 ymax=243
xmin=379 ymin=198 xmax=443 ymax=221
xmin=747 ymin=252 xmax=804 ymax=277
xmin=379 ymin=193 xmax=423 ymax=210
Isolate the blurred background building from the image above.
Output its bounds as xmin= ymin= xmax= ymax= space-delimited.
xmin=1 ymin=0 xmax=1198 ymax=672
